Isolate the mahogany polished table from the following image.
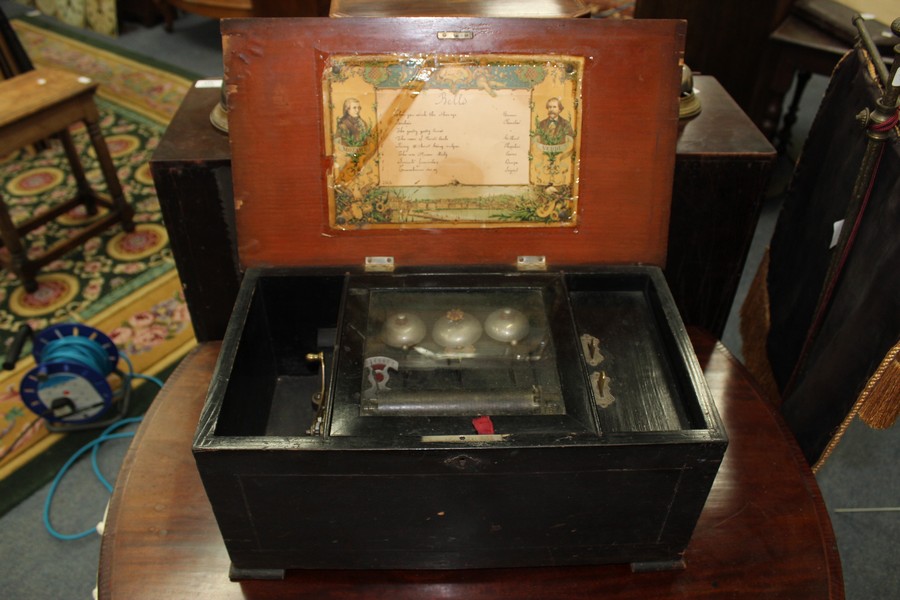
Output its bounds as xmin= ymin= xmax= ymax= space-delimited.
xmin=96 ymin=330 xmax=843 ymax=599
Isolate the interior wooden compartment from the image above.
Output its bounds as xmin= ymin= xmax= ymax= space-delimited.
xmin=564 ymin=270 xmax=706 ymax=435
xmin=214 ymin=272 xmax=345 ymax=437
xmin=211 ymin=268 xmax=714 ymax=440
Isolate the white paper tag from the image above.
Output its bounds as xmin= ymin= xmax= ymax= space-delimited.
xmin=195 ymin=79 xmax=224 ymax=88
xmin=830 ymin=219 xmax=845 ymax=249
xmin=894 ymin=67 xmax=900 ymax=88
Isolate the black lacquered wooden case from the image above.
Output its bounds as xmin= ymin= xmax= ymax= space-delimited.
xmin=193 ymin=16 xmax=726 ymax=579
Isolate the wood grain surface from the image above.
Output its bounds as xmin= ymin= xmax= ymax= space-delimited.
xmin=329 ymin=0 xmax=595 ymax=18
xmin=223 ymin=17 xmax=684 ymax=271
xmin=0 ymin=68 xmax=98 ymax=153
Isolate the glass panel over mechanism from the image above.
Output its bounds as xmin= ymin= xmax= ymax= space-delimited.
xmin=360 ymin=287 xmax=564 ymax=417
xmin=327 ymin=274 xmax=601 ymax=439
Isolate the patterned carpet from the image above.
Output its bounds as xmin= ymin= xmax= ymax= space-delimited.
xmin=0 ymin=18 xmax=196 ymax=506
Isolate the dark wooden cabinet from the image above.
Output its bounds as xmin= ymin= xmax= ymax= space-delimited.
xmin=635 ymin=0 xmax=794 ymax=121
xmin=149 ymin=85 xmax=240 ymax=342
xmin=666 ymin=78 xmax=776 ymax=336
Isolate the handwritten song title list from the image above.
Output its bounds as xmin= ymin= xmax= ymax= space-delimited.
xmin=377 ymin=88 xmax=531 ymax=187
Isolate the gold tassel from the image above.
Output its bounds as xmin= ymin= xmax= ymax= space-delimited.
xmin=857 ymin=342 xmax=900 ymax=430
xmin=739 ymin=249 xmax=782 ymax=405
xmin=816 ymin=342 xmax=900 ymax=471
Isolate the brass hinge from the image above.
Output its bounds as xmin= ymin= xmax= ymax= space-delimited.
xmin=365 ymin=256 xmax=395 ymax=272
xmin=516 ymin=256 xmax=547 ymax=271
xmin=437 ymin=31 xmax=474 ymax=40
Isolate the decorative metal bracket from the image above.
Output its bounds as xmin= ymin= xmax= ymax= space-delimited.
xmin=305 ymin=352 xmax=326 ymax=436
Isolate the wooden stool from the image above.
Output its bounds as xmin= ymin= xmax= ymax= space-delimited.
xmin=0 ymin=67 xmax=135 ymax=292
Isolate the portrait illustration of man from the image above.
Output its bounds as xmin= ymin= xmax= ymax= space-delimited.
xmin=535 ymin=97 xmax=575 ymax=146
xmin=336 ymin=97 xmax=369 ymax=147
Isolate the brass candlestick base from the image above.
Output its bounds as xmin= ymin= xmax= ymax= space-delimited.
xmin=209 ymin=84 xmax=229 ymax=133
xmin=679 ymin=64 xmax=702 ymax=119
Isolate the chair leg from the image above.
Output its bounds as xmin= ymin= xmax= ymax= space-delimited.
xmin=154 ymin=0 xmax=177 ymax=33
xmin=85 ymin=118 xmax=135 ymax=232
xmin=0 ymin=191 xmax=38 ymax=292
xmin=775 ymin=71 xmax=812 ymax=155
xmin=59 ymin=129 xmax=98 ymax=215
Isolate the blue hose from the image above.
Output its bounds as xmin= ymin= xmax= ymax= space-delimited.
xmin=41 ymin=343 xmax=165 ymax=540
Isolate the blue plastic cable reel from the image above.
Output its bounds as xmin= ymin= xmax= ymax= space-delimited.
xmin=3 ymin=323 xmax=130 ymax=431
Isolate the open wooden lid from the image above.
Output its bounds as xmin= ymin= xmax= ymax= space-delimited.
xmin=223 ymin=17 xmax=685 ymax=271
xmin=329 ymin=0 xmax=596 ymax=18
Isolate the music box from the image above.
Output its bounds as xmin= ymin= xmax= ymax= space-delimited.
xmin=192 ymin=16 xmax=727 ymax=579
